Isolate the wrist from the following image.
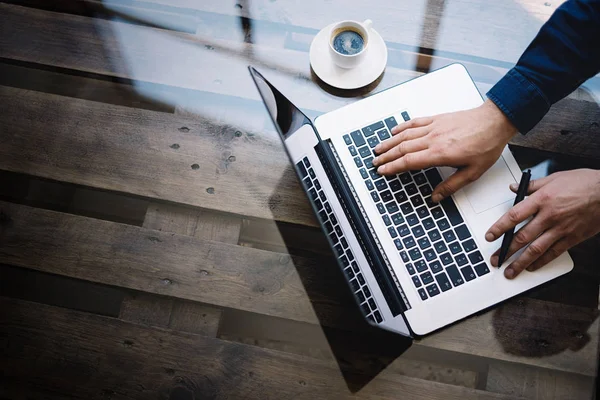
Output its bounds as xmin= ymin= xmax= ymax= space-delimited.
xmin=482 ymin=99 xmax=518 ymax=143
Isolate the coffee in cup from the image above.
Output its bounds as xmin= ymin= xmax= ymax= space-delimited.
xmin=329 ymin=19 xmax=372 ymax=69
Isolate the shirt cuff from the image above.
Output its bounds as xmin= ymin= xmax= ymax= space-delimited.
xmin=486 ymin=68 xmax=551 ymax=134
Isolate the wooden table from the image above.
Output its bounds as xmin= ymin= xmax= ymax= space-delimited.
xmin=1 ymin=1 xmax=599 ymax=399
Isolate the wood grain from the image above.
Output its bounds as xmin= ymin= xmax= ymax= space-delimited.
xmin=0 ymin=296 xmax=524 ymax=400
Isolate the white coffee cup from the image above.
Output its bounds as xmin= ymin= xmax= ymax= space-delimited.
xmin=329 ymin=19 xmax=373 ymax=69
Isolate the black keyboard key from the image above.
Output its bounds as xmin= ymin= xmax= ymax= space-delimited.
xmin=388 ymin=227 xmax=398 ymax=238
xmin=435 ymin=272 xmax=452 ymax=292
xmin=393 ymin=238 xmax=403 ymax=250
xmin=389 ymin=179 xmax=402 ymax=192
xmin=368 ymin=299 xmax=377 ymax=311
xmin=362 ymin=121 xmax=385 ymax=137
xmin=356 ymin=290 xmax=365 ymax=303
xmin=430 ymin=260 xmax=443 ymax=274
xmin=468 ymin=251 xmax=484 ymax=264
xmin=358 ymin=146 xmax=371 ymax=158
xmin=405 ymin=263 xmax=416 ymax=275
xmin=474 ymin=263 xmax=490 ymax=276
xmin=386 ymin=202 xmax=399 ymax=214
xmin=399 ymin=173 xmax=412 ymax=184
xmin=423 ymin=249 xmax=436 ymax=261
xmin=328 ymin=229 xmax=337 ymax=243
xmin=374 ymin=310 xmax=383 ymax=323
xmin=377 ymin=129 xmax=391 ymax=140
xmin=302 ymin=157 xmax=311 ymax=167
xmin=426 ymin=283 xmax=441 ymax=297
xmin=340 ymin=255 xmax=349 ymax=267
xmin=449 ymin=242 xmax=462 ymax=254
xmin=462 ymin=239 xmax=477 ymax=253
xmin=309 ymin=168 xmax=316 ymax=179
xmin=384 ymin=116 xmax=398 ymax=129
xmin=354 ymin=157 xmax=363 ymax=168
xmin=419 ymin=184 xmax=433 ymax=196
xmin=405 ymin=183 xmax=418 ymax=196
xmin=362 ymin=303 xmax=370 ymax=315
xmin=434 ymin=241 xmax=447 ymax=254
xmin=330 ymin=213 xmax=337 ymax=225
xmin=403 ymin=237 xmax=416 ymax=249
xmin=401 ymin=111 xmax=411 ymax=121
xmin=440 ymin=197 xmax=464 ymax=225
xmin=359 ymin=168 xmax=368 ymax=179
xmin=440 ymin=252 xmax=453 ymax=266
xmin=357 ymin=273 xmax=365 ymax=285
xmin=425 ymin=196 xmax=436 ymax=208
xmin=303 ymin=177 xmax=313 ymax=189
xmin=341 ymin=237 xmax=349 ymax=249
xmin=406 ymin=214 xmax=419 ymax=226
xmin=364 ymin=157 xmax=374 ymax=169
xmin=443 ymin=230 xmax=457 ymax=243
xmin=446 ymin=265 xmax=464 ymax=286
xmin=383 ymin=215 xmax=392 ymax=226
xmin=350 ymin=279 xmax=360 ymax=291
xmin=421 ymin=271 xmax=434 ymax=285
xmin=309 ymin=188 xmax=318 ymax=201
xmin=461 ymin=265 xmax=477 ymax=281
xmin=409 ymin=248 xmax=422 ymax=261
xmin=376 ymin=203 xmax=385 ymax=214
xmin=428 ymin=229 xmax=441 ymax=242
xmin=418 ymin=288 xmax=428 ymax=300
xmin=416 ymin=206 xmax=429 ymax=219
xmin=381 ymin=190 xmax=393 ymax=203
xmin=349 ymin=145 xmax=357 ymax=156
xmin=400 ymin=202 xmax=413 ymax=214
xmin=318 ymin=190 xmax=326 ymax=202
xmin=343 ymin=134 xmax=352 ymax=145
xmin=424 ymin=168 xmax=443 ymax=188
xmin=343 ymin=269 xmax=353 ymax=282
xmin=374 ymin=179 xmax=387 ymax=191
xmin=371 ymin=192 xmax=380 ymax=202
xmin=351 ymin=261 xmax=359 ymax=272
xmin=334 ymin=243 xmax=344 ymax=256
xmin=455 ymin=224 xmax=471 ymax=240
xmin=397 ymin=224 xmax=410 ymax=237
xmin=412 ymin=275 xmax=422 ymax=288
xmin=400 ymin=251 xmax=409 ymax=263
xmin=410 ymin=195 xmax=424 ymax=207
xmin=413 ymin=173 xmax=427 ymax=185
xmin=324 ymin=221 xmax=333 ymax=234
xmin=297 ymin=162 xmax=308 ymax=178
xmin=455 ymin=253 xmax=468 ymax=266
xmin=391 ymin=213 xmax=404 ymax=225
xmin=422 ymin=217 xmax=435 ymax=230
xmin=367 ymin=136 xmax=380 ymax=148
xmin=314 ymin=199 xmax=323 ymax=211
xmin=335 ymin=225 xmax=343 ymax=237
xmin=415 ymin=259 xmax=427 ymax=272
xmin=350 ymin=130 xmax=366 ymax=147
xmin=395 ymin=190 xmax=408 ymax=203
xmin=319 ymin=209 xmax=328 ymax=221
xmin=314 ymin=180 xmax=321 ymax=190
xmin=412 ymin=225 xmax=425 ymax=238
xmin=369 ymin=169 xmax=380 ymax=180
xmin=431 ymin=207 xmax=444 ymax=220
xmin=363 ymin=286 xmax=371 ymax=297
xmin=437 ymin=218 xmax=450 ymax=231
xmin=418 ymin=237 xmax=431 ymax=249
xmin=365 ymin=180 xmax=374 ymax=190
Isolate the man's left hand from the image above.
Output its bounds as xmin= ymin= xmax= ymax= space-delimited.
xmin=485 ymin=168 xmax=600 ymax=279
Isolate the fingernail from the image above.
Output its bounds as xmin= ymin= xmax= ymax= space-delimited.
xmin=374 ymin=144 xmax=381 ymax=153
xmin=377 ymin=165 xmax=386 ymax=174
xmin=391 ymin=128 xmax=398 ymax=134
xmin=505 ymin=268 xmax=515 ymax=279
xmin=372 ymin=157 xmax=379 ymax=166
xmin=526 ymin=266 xmax=534 ymax=272
xmin=431 ymin=194 xmax=441 ymax=203
xmin=510 ymin=183 xmax=517 ymax=191
xmin=491 ymin=255 xmax=498 ymax=267
xmin=485 ymin=232 xmax=495 ymax=241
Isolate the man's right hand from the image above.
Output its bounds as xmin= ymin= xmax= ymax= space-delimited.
xmin=372 ymin=99 xmax=518 ymax=203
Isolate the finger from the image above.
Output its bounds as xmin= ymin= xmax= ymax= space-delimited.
xmin=374 ymin=126 xmax=430 ymax=155
xmin=376 ymin=149 xmax=439 ymax=175
xmin=390 ymin=117 xmax=433 ymax=135
xmin=430 ymin=168 xmax=478 ymax=203
xmin=489 ymin=215 xmax=549 ymax=267
xmin=485 ymin=197 xmax=540 ymax=242
xmin=373 ymin=137 xmax=429 ymax=166
xmin=509 ymin=174 xmax=557 ymax=195
xmin=504 ymin=230 xmax=561 ymax=279
xmin=526 ymin=237 xmax=571 ymax=272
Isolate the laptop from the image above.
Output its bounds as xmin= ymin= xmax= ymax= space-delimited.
xmin=249 ymin=63 xmax=574 ymax=337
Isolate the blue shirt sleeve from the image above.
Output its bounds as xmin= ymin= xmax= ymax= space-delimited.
xmin=486 ymin=0 xmax=600 ymax=134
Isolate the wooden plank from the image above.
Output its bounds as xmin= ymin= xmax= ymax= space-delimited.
xmin=168 ymin=300 xmax=222 ymax=336
xmin=119 ymin=292 xmax=174 ymax=327
xmin=0 ymin=296 xmax=523 ymax=400
xmin=1 ymin=201 xmax=598 ymax=376
xmin=485 ymin=363 xmax=595 ymax=400
xmin=0 ymin=86 xmax=315 ymax=226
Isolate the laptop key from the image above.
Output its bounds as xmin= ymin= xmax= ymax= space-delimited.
xmin=359 ymin=168 xmax=368 ymax=179
xmin=415 ymin=260 xmax=427 ymax=272
xmin=410 ymin=195 xmax=424 ymax=207
xmin=350 ymin=279 xmax=360 ymax=291
xmin=367 ymin=136 xmax=380 ymax=148
xmin=375 ymin=179 xmax=387 ymax=191
xmin=413 ymin=173 xmax=427 ymax=185
xmin=428 ymin=229 xmax=441 ymax=242
xmin=440 ymin=252 xmax=453 ymax=265
xmin=324 ymin=221 xmax=334 ymax=234
xmin=424 ymin=168 xmax=443 ymax=188
xmin=364 ymin=157 xmax=374 ymax=169
xmin=329 ymin=212 xmax=337 ymax=225
xmin=351 ymin=261 xmax=359 ymax=272
xmin=386 ymin=202 xmax=400 ymax=214
xmin=397 ymin=224 xmax=410 ymax=237
xmin=341 ymin=237 xmax=349 ymax=249
xmin=376 ymin=203 xmax=386 ymax=214
xmin=403 ymin=237 xmax=416 ymax=249
xmin=443 ymin=230 xmax=457 ymax=243
xmin=440 ymin=197 xmax=464 ymax=225
xmin=435 ymin=272 xmax=452 ymax=292
xmin=340 ymin=255 xmax=349 ymax=267
xmin=429 ymin=260 xmax=443 ymax=274
xmin=343 ymin=267 xmax=353 ymax=280
xmin=421 ymin=271 xmax=434 ymax=285
xmin=405 ymin=263 xmax=416 ymax=275
xmin=394 ymin=238 xmax=403 ymax=250
xmin=474 ymin=263 xmax=490 ymax=276
xmin=384 ymin=116 xmax=398 ymax=129
xmin=423 ymin=249 xmax=436 ymax=261
xmin=389 ymin=179 xmax=402 ymax=192
xmin=400 ymin=251 xmax=410 ymax=263
xmin=460 ymin=265 xmax=477 ymax=281
xmin=363 ymin=286 xmax=371 ymax=297
xmin=334 ymin=243 xmax=344 ymax=256
xmin=412 ymin=275 xmax=422 ymax=288
xmin=314 ymin=180 xmax=321 ymax=190
xmin=434 ymin=241 xmax=447 ymax=254
xmin=412 ymin=225 xmax=425 ymax=238
xmin=362 ymin=121 xmax=385 ymax=137
xmin=303 ymin=177 xmax=313 ymax=189
xmin=399 ymin=173 xmax=412 ymax=184
xmin=391 ymin=213 xmax=404 ymax=225
xmin=409 ymin=248 xmax=422 ymax=261
xmin=405 ymin=183 xmax=418 ymax=196
xmin=365 ymin=180 xmax=374 ymax=190
xmin=335 ymin=225 xmax=343 ymax=237
xmin=297 ymin=161 xmax=308 ymax=178
xmin=374 ymin=310 xmax=383 ymax=323
xmin=431 ymin=207 xmax=444 ymax=219
xmin=423 ymin=217 xmax=435 ymax=230
xmin=358 ymin=146 xmax=371 ymax=158
xmin=455 ymin=253 xmax=468 ymax=266
xmin=319 ymin=210 xmax=328 ymax=221
xmin=369 ymin=169 xmax=380 ymax=180
xmin=462 ymin=239 xmax=477 ymax=253
xmin=347 ymin=250 xmax=355 ymax=262
xmin=371 ymin=192 xmax=380 ymax=202
xmin=418 ymin=288 xmax=428 ymax=300
xmin=416 ymin=206 xmax=429 ymax=219
xmin=315 ymin=199 xmax=323 ymax=211
xmin=349 ymin=145 xmax=357 ymax=156
xmin=356 ymin=290 xmax=365 ymax=303
xmin=446 ymin=265 xmax=464 ymax=286
xmin=418 ymin=237 xmax=431 ymax=249
xmin=309 ymin=188 xmax=318 ymax=201
xmin=302 ymin=157 xmax=311 ymax=167
xmin=383 ymin=215 xmax=392 ymax=226
xmin=406 ymin=214 xmax=419 ymax=226
xmin=449 ymin=242 xmax=462 ymax=254
xmin=395 ymin=190 xmax=408 ymax=203
xmin=354 ymin=157 xmax=363 ymax=168
xmin=377 ymin=129 xmax=391 ymax=140
xmin=343 ymin=134 xmax=352 ymax=145
xmin=318 ymin=190 xmax=326 ymax=202
xmin=388 ymin=227 xmax=398 ymax=238
xmin=468 ymin=251 xmax=484 ymax=264
xmin=426 ymin=283 xmax=441 ymax=297
xmin=381 ymin=190 xmax=393 ymax=203
xmin=400 ymin=202 xmax=413 ymax=214
xmin=357 ymin=273 xmax=366 ymax=285
xmin=455 ymin=224 xmax=471 ymax=240
xmin=309 ymin=168 xmax=316 ymax=179
xmin=361 ymin=303 xmax=370 ymax=315
xmin=401 ymin=111 xmax=411 ymax=121
xmin=419 ymin=184 xmax=433 ymax=196
xmin=425 ymin=196 xmax=436 ymax=208
xmin=437 ymin=218 xmax=451 ymax=231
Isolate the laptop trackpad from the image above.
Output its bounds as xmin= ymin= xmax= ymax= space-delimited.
xmin=462 ymin=157 xmax=517 ymax=214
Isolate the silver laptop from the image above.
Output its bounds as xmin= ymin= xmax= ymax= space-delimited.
xmin=249 ymin=63 xmax=573 ymax=336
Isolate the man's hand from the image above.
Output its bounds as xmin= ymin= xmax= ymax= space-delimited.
xmin=486 ymin=169 xmax=600 ymax=279
xmin=372 ymin=100 xmax=517 ymax=202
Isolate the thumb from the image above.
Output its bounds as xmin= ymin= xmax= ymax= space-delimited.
xmin=431 ymin=168 xmax=478 ymax=203
xmin=509 ymin=173 xmax=556 ymax=194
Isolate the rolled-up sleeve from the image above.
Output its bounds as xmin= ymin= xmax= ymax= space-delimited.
xmin=486 ymin=0 xmax=600 ymax=134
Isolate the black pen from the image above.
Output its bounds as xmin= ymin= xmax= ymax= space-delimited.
xmin=497 ymin=169 xmax=532 ymax=268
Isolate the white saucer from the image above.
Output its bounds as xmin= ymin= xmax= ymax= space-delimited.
xmin=310 ymin=23 xmax=388 ymax=90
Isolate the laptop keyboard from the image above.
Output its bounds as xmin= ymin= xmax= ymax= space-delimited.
xmin=296 ymin=157 xmax=383 ymax=323
xmin=342 ymin=112 xmax=490 ymax=301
